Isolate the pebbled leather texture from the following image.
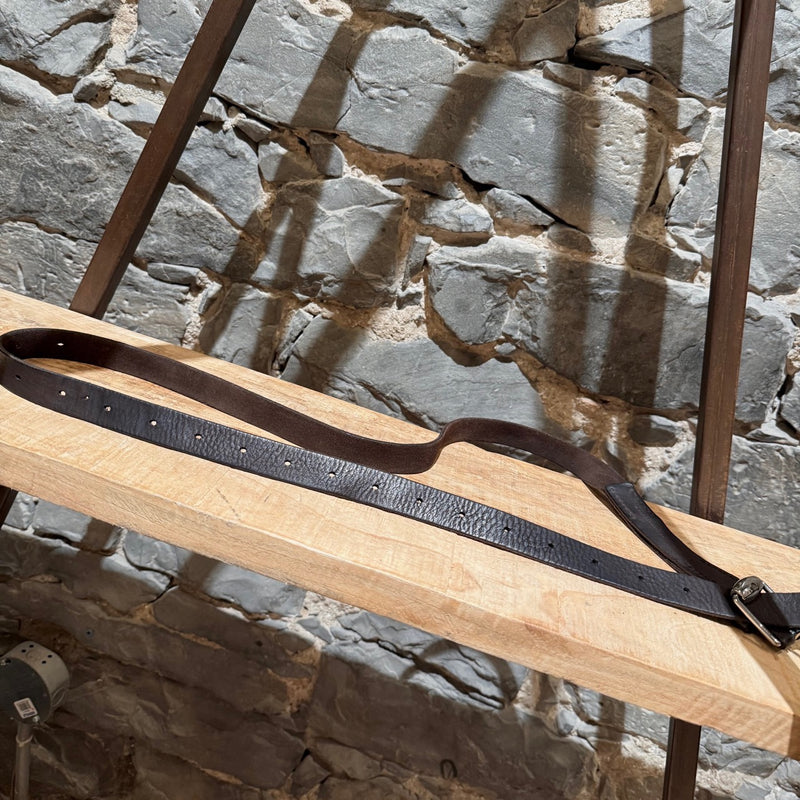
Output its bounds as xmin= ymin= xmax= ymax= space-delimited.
xmin=1 ymin=327 xmax=797 ymax=646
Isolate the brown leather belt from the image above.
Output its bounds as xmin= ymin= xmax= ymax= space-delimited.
xmin=1 ymin=327 xmax=797 ymax=648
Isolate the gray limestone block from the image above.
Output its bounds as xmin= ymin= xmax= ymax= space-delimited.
xmin=700 ymin=730 xmax=783 ymax=776
xmin=318 ymin=776 xmax=419 ymax=800
xmin=313 ymin=740 xmax=381 ymax=781
xmin=669 ymin=111 xmax=800 ymax=295
xmin=0 ymin=579 xmax=292 ymax=715
xmin=628 ymin=414 xmax=680 ymax=447
xmin=124 ymin=531 xmax=306 ymax=616
xmin=5 ymin=493 xmax=36 ymax=530
xmin=512 ymin=0 xmax=579 ymax=64
xmin=63 ymin=656 xmax=305 ymax=789
xmin=72 ymin=67 xmax=115 ymax=103
xmin=554 ymin=679 xmax=669 ymax=747
xmin=308 ymin=644 xmax=595 ymax=800
xmin=152 ymin=587 xmax=314 ymax=672
xmin=124 ymin=0 xmax=206 ymax=79
xmin=282 ymin=316 xmax=566 ymax=436
xmin=146 ymin=262 xmax=200 ymax=286
xmin=346 ymin=0 xmax=529 ymax=47
xmin=427 ymin=238 xmax=792 ymax=422
xmin=33 ymin=501 xmax=122 ymax=551
xmin=334 ymin=611 xmax=527 ymax=709
xmin=338 ymin=30 xmax=666 ymax=236
xmin=0 ymin=224 xmax=193 ymax=344
xmin=623 ymin=234 xmax=701 ymax=281
xmin=425 ymin=237 xmax=551 ymax=346
xmin=482 ymin=188 xmax=555 ymax=228
xmin=0 ymin=528 xmax=168 ymax=613
xmin=199 ymin=96 xmax=228 ymax=124
xmin=131 ymin=4 xmax=664 ymax=235
xmin=546 ymin=223 xmax=595 ymax=253
xmin=412 ymin=196 xmax=494 ymax=235
xmin=131 ymin=0 xmax=355 ymax=129
xmin=138 ymin=185 xmax=253 ymax=275
xmin=108 ymin=98 xmax=162 ymax=132
xmin=542 ymin=60 xmax=594 ymax=92
xmin=198 ymin=282 xmax=284 ymax=371
xmin=614 ymin=76 xmax=709 ymax=141
xmin=132 ymin=746 xmax=264 ymax=800
xmin=382 ymin=163 xmax=462 ymax=199
xmin=403 ymin=234 xmax=432 ymax=281
xmin=104 ymin=267 xmax=194 ymax=344
xmin=234 ymin=114 xmax=272 ymax=143
xmin=258 ymin=140 xmax=320 ymax=183
xmin=26 ymin=21 xmax=112 ymax=81
xmin=643 ymin=437 xmax=800 ymax=548
xmin=575 ymin=0 xmax=734 ymax=99
xmin=290 ymin=751 xmax=331 ymax=797
xmin=780 ymin=377 xmax=800 ymax=431
xmin=576 ymin=0 xmax=800 ymax=123
xmin=0 ymin=67 xmax=245 ymax=275
xmin=308 ymin=133 xmax=346 ymax=178
xmin=0 ymin=66 xmax=140 ymax=241
xmin=254 ymin=176 xmax=404 ymax=307
xmin=0 ymin=1 xmax=116 ymax=81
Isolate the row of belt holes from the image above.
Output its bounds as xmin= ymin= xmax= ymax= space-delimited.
xmin=54 ymin=385 xmax=647 ymax=583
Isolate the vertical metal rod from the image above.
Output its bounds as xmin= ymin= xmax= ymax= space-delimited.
xmin=12 ymin=722 xmax=33 ymax=800
xmin=68 ymin=0 xmax=258 ymax=320
xmin=663 ymin=1 xmax=777 ymax=798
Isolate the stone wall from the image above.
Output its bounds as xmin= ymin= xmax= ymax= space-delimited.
xmin=1 ymin=0 xmax=800 ymax=797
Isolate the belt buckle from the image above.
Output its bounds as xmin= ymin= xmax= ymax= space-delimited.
xmin=731 ymin=576 xmax=784 ymax=648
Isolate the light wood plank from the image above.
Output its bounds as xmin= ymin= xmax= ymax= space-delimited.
xmin=2 ymin=287 xmax=800 ymax=756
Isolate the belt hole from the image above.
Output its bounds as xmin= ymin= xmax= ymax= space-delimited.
xmin=82 ymin=395 xmax=89 ymax=401
xmin=638 ymin=575 xmax=644 ymax=581
xmin=591 ymin=558 xmax=598 ymax=565
xmin=150 ymin=420 xmax=158 ymax=427
xmin=56 ymin=342 xmax=64 ymax=347
xmin=683 ymin=587 xmax=690 ymax=593
xmin=194 ymin=433 xmax=202 ymax=440
xmin=284 ymin=460 xmax=292 ymax=467
xmin=547 ymin=542 xmax=554 ymax=548
xmin=502 ymin=526 xmax=510 ymax=533
xmin=14 ymin=375 xmax=21 ymax=381
xmin=239 ymin=447 xmax=247 ymax=454
xmin=328 ymin=470 xmax=336 ymax=477
xmin=371 ymin=484 xmax=379 ymax=491
xmin=58 ymin=390 xmax=66 ymax=396
xmin=457 ymin=512 xmax=465 ymax=519
xmin=104 ymin=405 xmax=111 ymax=412
xmin=416 ymin=497 xmax=423 ymax=504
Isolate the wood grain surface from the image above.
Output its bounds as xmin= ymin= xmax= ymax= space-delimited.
xmin=2 ymin=288 xmax=800 ymax=757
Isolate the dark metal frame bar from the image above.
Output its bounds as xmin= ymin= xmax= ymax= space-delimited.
xmin=663 ymin=0 xmax=778 ymax=796
xmin=0 ymin=0 xmax=780 ymax=795
xmin=69 ymin=0 xmax=258 ymax=319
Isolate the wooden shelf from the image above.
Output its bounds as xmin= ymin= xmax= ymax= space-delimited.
xmin=2 ymin=287 xmax=800 ymax=757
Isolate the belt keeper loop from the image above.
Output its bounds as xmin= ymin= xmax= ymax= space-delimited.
xmin=730 ymin=576 xmax=784 ymax=648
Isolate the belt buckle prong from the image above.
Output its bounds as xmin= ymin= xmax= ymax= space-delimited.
xmin=730 ymin=576 xmax=784 ymax=648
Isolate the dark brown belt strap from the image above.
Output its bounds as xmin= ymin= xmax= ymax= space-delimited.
xmin=1 ymin=327 xmax=796 ymax=647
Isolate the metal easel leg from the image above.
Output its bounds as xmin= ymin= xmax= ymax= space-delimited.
xmin=662 ymin=720 xmax=702 ymax=799
xmin=663 ymin=0 xmax=776 ymax=796
xmin=69 ymin=0 xmax=258 ymax=320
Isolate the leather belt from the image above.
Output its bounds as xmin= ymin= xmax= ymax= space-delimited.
xmin=1 ymin=327 xmax=798 ymax=648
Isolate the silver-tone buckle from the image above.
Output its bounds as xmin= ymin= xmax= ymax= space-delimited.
xmin=730 ymin=576 xmax=783 ymax=648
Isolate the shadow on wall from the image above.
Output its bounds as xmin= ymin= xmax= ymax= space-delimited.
xmin=182 ymin=0 xmax=687 ymax=789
